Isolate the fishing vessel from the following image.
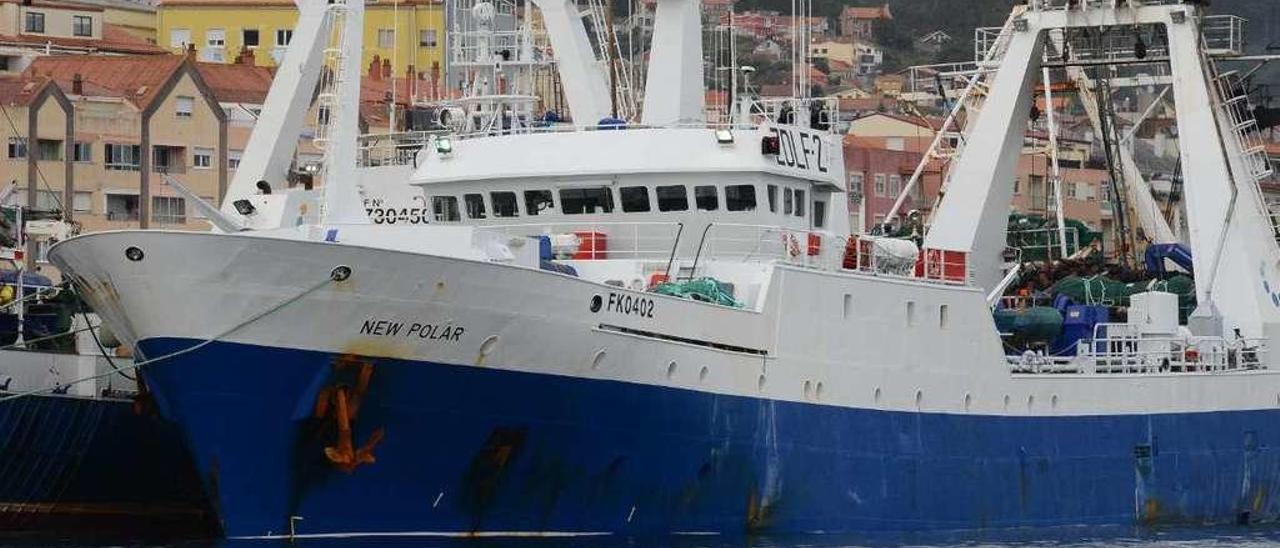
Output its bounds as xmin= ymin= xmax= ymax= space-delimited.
xmin=46 ymin=0 xmax=1280 ymax=539
xmin=0 ymin=202 xmax=209 ymax=535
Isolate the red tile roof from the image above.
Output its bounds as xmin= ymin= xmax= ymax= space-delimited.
xmin=23 ymin=54 xmax=185 ymax=108
xmin=194 ymin=61 xmax=275 ymax=104
xmin=0 ymin=24 xmax=166 ymax=55
xmin=0 ymin=76 xmax=49 ymax=107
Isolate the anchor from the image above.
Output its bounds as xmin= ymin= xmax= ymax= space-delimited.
xmin=314 ymin=356 xmax=385 ymax=472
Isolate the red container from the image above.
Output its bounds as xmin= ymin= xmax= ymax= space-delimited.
xmin=573 ymin=231 xmax=608 ymax=260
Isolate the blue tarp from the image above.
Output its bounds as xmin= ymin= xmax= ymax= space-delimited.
xmin=0 ymin=270 xmax=54 ymax=289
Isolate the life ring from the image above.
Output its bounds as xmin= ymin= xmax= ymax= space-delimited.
xmin=784 ymin=233 xmax=802 ymax=259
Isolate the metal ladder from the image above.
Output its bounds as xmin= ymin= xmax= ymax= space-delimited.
xmin=921 ymin=13 xmax=1020 ymax=222
xmin=1201 ymin=44 xmax=1278 ymax=236
xmin=582 ymin=0 xmax=637 ymax=120
xmin=312 ymin=0 xmax=352 ymax=150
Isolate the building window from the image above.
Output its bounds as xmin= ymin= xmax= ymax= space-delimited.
xmin=73 ymin=142 xmax=91 ymax=163
xmin=420 ymin=29 xmax=437 ymax=47
xmin=1065 ymin=180 xmax=1077 ymax=199
xmin=73 ymin=191 xmax=91 ymax=213
xmin=228 ymin=149 xmax=243 ymax=169
xmin=35 ymin=139 xmax=61 ymax=161
xmin=25 ymin=12 xmax=45 ymax=34
xmin=170 ymin=28 xmax=191 ymax=48
xmin=242 ymin=28 xmax=260 ymax=48
xmin=204 ymin=29 xmax=226 ymax=61
xmin=848 ymin=172 xmax=864 ymax=193
xmin=888 ymin=174 xmax=901 ymax=197
xmin=105 ymin=193 xmax=140 ymax=221
xmin=104 ymin=143 xmax=141 ymax=171
xmin=874 ymin=174 xmax=887 ymax=197
xmin=73 ymin=15 xmax=92 ymax=37
xmin=27 ymin=189 xmax=59 ymax=211
xmin=175 ymin=96 xmax=195 ymax=118
xmin=276 ymin=29 xmax=293 ymax=46
xmin=8 ymin=137 xmax=27 ymax=159
xmin=378 ymin=29 xmax=395 ymax=49
xmin=153 ymin=145 xmax=186 ymax=174
xmin=193 ymin=147 xmax=213 ymax=169
xmin=152 ymin=196 xmax=187 ymax=225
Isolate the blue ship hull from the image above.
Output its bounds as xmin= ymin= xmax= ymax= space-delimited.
xmin=0 ymin=390 xmax=212 ymax=534
xmin=139 ymin=337 xmax=1280 ymax=539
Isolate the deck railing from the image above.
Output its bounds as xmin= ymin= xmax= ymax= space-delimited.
xmin=1008 ymin=323 xmax=1270 ymax=375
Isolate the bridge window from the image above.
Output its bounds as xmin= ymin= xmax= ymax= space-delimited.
xmin=432 ymin=196 xmax=460 ymax=222
xmin=695 ymin=185 xmax=719 ymax=211
xmin=783 ymin=188 xmax=793 ymax=215
xmin=767 ymin=184 xmax=778 ymax=213
xmin=620 ymin=186 xmax=651 ymax=212
xmin=464 ymin=193 xmax=487 ymax=219
xmin=491 ymin=191 xmax=518 ymax=217
xmin=524 ymin=190 xmax=554 ymax=216
xmin=794 ymin=189 xmax=806 ymax=217
xmin=726 ymin=185 xmax=756 ymax=212
xmin=560 ymin=187 xmax=615 ymax=214
xmin=656 ymin=185 xmax=688 ymax=212
xmin=813 ymin=199 xmax=826 ymax=228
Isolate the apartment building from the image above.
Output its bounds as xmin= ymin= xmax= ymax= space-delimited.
xmin=156 ymin=0 xmax=445 ymax=79
xmin=0 ymin=0 xmax=164 ymax=76
xmin=0 ymin=54 xmax=226 ymax=270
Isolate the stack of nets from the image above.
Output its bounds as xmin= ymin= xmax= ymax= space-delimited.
xmin=652 ymin=278 xmax=742 ymax=308
xmin=1051 ymin=274 xmax=1195 ymax=321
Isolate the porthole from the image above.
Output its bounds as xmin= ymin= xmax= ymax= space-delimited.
xmin=1051 ymin=394 xmax=1059 ymax=410
xmin=964 ymin=393 xmax=972 ymax=411
xmin=915 ymin=390 xmax=923 ymax=409
xmin=1003 ymin=395 xmax=1010 ymax=410
xmin=667 ymin=361 xmax=677 ymax=380
xmin=874 ymin=387 xmax=882 ymax=404
xmin=699 ymin=366 xmax=709 ymax=382
xmin=815 ymin=382 xmax=825 ymax=401
xmin=1027 ymin=394 xmax=1035 ymax=411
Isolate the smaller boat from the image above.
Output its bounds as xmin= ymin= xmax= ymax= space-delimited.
xmin=0 ymin=206 xmax=212 ymax=537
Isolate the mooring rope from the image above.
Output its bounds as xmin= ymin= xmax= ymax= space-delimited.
xmin=0 ymin=266 xmax=351 ymax=405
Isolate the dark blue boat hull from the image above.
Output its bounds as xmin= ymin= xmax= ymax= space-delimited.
xmin=0 ymin=389 xmax=212 ymax=534
xmin=139 ymin=337 xmax=1280 ymax=538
